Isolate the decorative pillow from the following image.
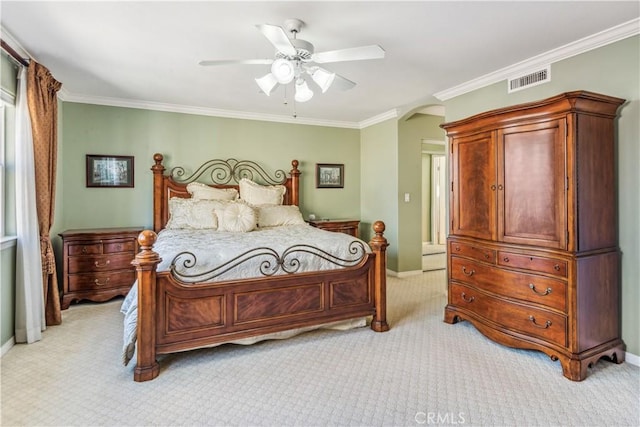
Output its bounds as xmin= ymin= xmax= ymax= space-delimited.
xmin=215 ymin=202 xmax=257 ymax=232
xmin=166 ymin=197 xmax=221 ymax=229
xmin=239 ymin=178 xmax=286 ymax=205
xmin=186 ymin=182 xmax=238 ymax=201
xmin=256 ymin=205 xmax=305 ymax=227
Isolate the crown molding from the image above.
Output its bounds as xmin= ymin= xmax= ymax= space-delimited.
xmin=434 ymin=18 xmax=640 ymax=101
xmin=358 ymin=109 xmax=399 ymax=129
xmin=59 ymin=91 xmax=361 ymax=129
xmin=0 ymin=26 xmax=33 ymax=61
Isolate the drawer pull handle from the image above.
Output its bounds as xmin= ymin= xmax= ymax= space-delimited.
xmin=503 ymin=257 xmax=509 ymax=262
xmin=528 ymin=316 xmax=552 ymax=329
xmin=461 ymin=266 xmax=475 ymax=276
xmin=94 ymin=260 xmax=111 ymax=267
xmin=455 ymin=246 xmax=460 ymax=251
xmin=554 ymin=264 xmax=560 ymax=271
xmin=94 ymin=278 xmax=110 ymax=286
xmin=81 ymin=247 xmax=88 ymax=254
xmin=529 ymin=283 xmax=552 ymax=296
xmin=498 ymin=184 xmax=504 ymax=190
xmin=490 ymin=185 xmax=496 ymax=191
xmin=461 ymin=293 xmax=475 ymax=303
xmin=484 ymin=253 xmax=490 ymax=259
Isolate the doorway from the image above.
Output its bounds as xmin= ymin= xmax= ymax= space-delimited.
xmin=431 ymin=154 xmax=446 ymax=245
xmin=421 ymin=144 xmax=447 ymax=272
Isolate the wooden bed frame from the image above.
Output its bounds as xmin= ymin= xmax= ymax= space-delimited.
xmin=131 ymin=153 xmax=389 ymax=381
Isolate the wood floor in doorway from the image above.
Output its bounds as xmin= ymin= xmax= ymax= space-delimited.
xmin=422 ymin=243 xmax=446 ymax=272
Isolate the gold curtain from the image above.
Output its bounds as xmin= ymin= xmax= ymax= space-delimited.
xmin=26 ymin=62 xmax=62 ymax=326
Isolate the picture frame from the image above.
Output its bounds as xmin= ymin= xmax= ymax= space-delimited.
xmin=316 ymin=163 xmax=344 ymax=188
xmin=86 ymin=154 xmax=134 ymax=188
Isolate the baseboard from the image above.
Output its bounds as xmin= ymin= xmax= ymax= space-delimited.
xmin=387 ymin=269 xmax=423 ymax=278
xmin=1 ymin=337 xmax=15 ymax=357
xmin=625 ymin=351 xmax=640 ymax=367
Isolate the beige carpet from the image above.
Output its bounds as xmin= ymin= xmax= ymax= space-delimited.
xmin=2 ymin=271 xmax=639 ymax=426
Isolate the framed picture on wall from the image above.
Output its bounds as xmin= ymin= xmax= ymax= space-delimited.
xmin=86 ymin=154 xmax=134 ymax=188
xmin=316 ymin=163 xmax=344 ymax=188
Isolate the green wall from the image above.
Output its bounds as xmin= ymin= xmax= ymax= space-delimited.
xmin=1 ymin=246 xmax=16 ymax=347
xmin=360 ymin=119 xmax=399 ymax=270
xmin=443 ymin=35 xmax=640 ymax=356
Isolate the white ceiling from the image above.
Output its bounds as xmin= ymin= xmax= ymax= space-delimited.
xmin=1 ymin=1 xmax=638 ymax=127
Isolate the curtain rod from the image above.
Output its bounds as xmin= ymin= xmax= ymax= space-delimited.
xmin=1 ymin=39 xmax=29 ymax=67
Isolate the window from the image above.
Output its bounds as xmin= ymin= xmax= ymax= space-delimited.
xmin=1 ymin=102 xmax=5 ymax=238
xmin=1 ymin=79 xmax=18 ymax=246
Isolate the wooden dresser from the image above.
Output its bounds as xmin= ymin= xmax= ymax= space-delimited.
xmin=60 ymin=227 xmax=143 ymax=309
xmin=308 ymin=219 xmax=360 ymax=238
xmin=442 ymin=91 xmax=625 ymax=381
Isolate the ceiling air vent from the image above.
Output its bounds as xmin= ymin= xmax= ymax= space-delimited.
xmin=508 ymin=65 xmax=551 ymax=93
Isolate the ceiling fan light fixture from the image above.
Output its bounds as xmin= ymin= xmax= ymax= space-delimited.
xmin=294 ymin=78 xmax=313 ymax=103
xmin=255 ymin=73 xmax=279 ymax=96
xmin=310 ymin=68 xmax=336 ymax=93
xmin=271 ymin=58 xmax=295 ymax=84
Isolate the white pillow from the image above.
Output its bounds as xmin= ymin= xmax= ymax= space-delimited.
xmin=166 ymin=198 xmax=221 ymax=230
xmin=187 ymin=182 xmax=238 ymax=201
xmin=239 ymin=178 xmax=286 ymax=205
xmin=256 ymin=205 xmax=305 ymax=227
xmin=215 ymin=202 xmax=257 ymax=232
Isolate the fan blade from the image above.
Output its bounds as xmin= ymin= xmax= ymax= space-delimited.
xmin=199 ymin=59 xmax=274 ymax=66
xmin=332 ymin=73 xmax=357 ymax=91
xmin=256 ymin=24 xmax=297 ymax=56
xmin=312 ymin=45 xmax=385 ymax=64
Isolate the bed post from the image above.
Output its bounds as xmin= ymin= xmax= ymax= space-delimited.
xmin=290 ymin=160 xmax=301 ymax=206
xmin=131 ymin=230 xmax=162 ymax=382
xmin=152 ymin=153 xmax=166 ymax=233
xmin=369 ymin=221 xmax=390 ymax=332
xmin=289 ymin=160 xmax=302 ymax=206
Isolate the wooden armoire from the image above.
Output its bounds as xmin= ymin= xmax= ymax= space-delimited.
xmin=442 ymin=91 xmax=626 ymax=381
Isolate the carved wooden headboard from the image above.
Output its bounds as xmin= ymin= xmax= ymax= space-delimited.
xmin=151 ymin=153 xmax=301 ymax=232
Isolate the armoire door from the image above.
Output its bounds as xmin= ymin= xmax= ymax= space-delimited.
xmin=450 ymin=131 xmax=497 ymax=241
xmin=497 ymin=119 xmax=567 ymax=249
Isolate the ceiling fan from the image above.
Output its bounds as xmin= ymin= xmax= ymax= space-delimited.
xmin=199 ymin=19 xmax=385 ymax=103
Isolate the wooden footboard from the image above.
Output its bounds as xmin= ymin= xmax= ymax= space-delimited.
xmin=131 ymin=221 xmax=389 ymax=382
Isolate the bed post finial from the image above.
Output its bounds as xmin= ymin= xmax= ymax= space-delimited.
xmin=131 ymin=230 xmax=162 ymax=382
xmin=290 ymin=159 xmax=301 ymax=206
xmin=369 ymin=221 xmax=390 ymax=332
xmin=153 ymin=153 xmax=164 ymax=167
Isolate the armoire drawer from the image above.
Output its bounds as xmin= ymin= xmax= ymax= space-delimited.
xmin=451 ymin=257 xmax=567 ymax=312
xmin=498 ymin=251 xmax=567 ymax=278
xmin=450 ymin=283 xmax=567 ymax=347
xmin=449 ymin=241 xmax=496 ymax=264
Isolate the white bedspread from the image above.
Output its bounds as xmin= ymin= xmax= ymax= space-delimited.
xmin=121 ymin=224 xmax=370 ymax=365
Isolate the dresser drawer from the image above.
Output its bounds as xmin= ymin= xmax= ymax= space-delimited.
xmin=68 ymin=270 xmax=136 ymax=292
xmin=451 ymin=257 xmax=567 ymax=312
xmin=450 ymin=283 xmax=567 ymax=347
xmin=68 ymin=253 xmax=135 ymax=274
xmin=104 ymin=240 xmax=136 ymax=254
xmin=449 ymin=241 xmax=496 ymax=264
xmin=498 ymin=251 xmax=567 ymax=278
xmin=69 ymin=243 xmax=102 ymax=256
